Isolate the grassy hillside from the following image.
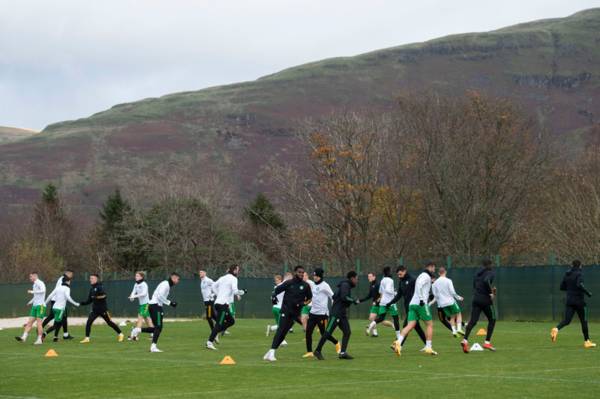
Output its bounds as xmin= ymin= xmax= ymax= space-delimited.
xmin=1 ymin=8 xmax=599 ymax=215
xmin=0 ymin=126 xmax=37 ymax=144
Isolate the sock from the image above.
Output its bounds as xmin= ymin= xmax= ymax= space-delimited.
xmin=373 ymin=328 xmax=378 ymax=335
xmin=268 ymin=349 xmax=275 ymax=356
xmin=151 ymin=343 xmax=157 ymax=349
xmin=426 ymin=340 xmax=432 ymax=348
xmin=270 ymin=325 xmax=278 ymax=331
xmin=395 ymin=330 xmax=401 ymax=340
xmin=451 ymin=325 xmax=457 ymax=334
xmin=63 ymin=332 xmax=69 ymax=337
xmin=485 ymin=340 xmax=490 ymax=345
xmin=22 ymin=332 xmax=28 ymax=340
xmin=398 ymin=335 xmax=405 ymax=345
xmin=368 ymin=321 xmax=376 ymax=331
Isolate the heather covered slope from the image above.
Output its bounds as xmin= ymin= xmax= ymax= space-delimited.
xmin=0 ymin=126 xmax=37 ymax=144
xmin=1 ymin=9 xmax=599 ymax=214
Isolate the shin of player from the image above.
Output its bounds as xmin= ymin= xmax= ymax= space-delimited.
xmin=142 ymin=272 xmax=181 ymax=352
xmin=15 ymin=272 xmax=46 ymax=344
xmin=129 ymin=271 xmax=152 ymax=340
xmin=395 ymin=262 xmax=437 ymax=357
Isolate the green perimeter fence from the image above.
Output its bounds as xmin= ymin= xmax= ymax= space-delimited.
xmin=1 ymin=265 xmax=600 ymax=322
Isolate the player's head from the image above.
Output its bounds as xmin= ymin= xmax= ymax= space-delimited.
xmin=482 ymin=258 xmax=493 ymax=270
xmin=199 ymin=270 xmax=207 ymax=279
xmin=383 ymin=266 xmax=392 ymax=277
xmin=64 ymin=270 xmax=74 ymax=279
xmin=90 ymin=273 xmax=99 ymax=284
xmin=347 ymin=270 xmax=358 ymax=287
xmin=283 ymin=272 xmax=293 ymax=281
xmin=29 ymin=272 xmax=38 ymax=282
xmin=135 ymin=271 xmax=145 ymax=282
xmin=169 ymin=272 xmax=181 ymax=285
xmin=425 ymin=261 xmax=435 ymax=274
xmin=438 ymin=266 xmax=447 ymax=276
xmin=367 ymin=272 xmax=376 ymax=282
xmin=313 ymin=267 xmax=324 ymax=283
xmin=572 ymin=259 xmax=582 ymax=269
xmin=274 ymin=274 xmax=282 ymax=284
xmin=294 ymin=265 xmax=305 ymax=280
xmin=396 ymin=265 xmax=407 ymax=278
xmin=228 ymin=265 xmax=240 ymax=277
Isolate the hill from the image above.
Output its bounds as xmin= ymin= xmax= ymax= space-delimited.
xmin=1 ymin=8 xmax=599 ymax=216
xmin=0 ymin=126 xmax=37 ymax=144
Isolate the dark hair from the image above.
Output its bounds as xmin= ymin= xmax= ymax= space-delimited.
xmin=171 ymin=272 xmax=181 ymax=278
xmin=425 ymin=261 xmax=435 ymax=267
xmin=90 ymin=273 xmax=99 ymax=278
xmin=313 ymin=267 xmax=324 ymax=278
xmin=347 ymin=270 xmax=358 ymax=279
xmin=367 ymin=271 xmax=376 ymax=276
xmin=227 ymin=265 xmax=239 ymax=274
xmin=294 ymin=265 xmax=305 ymax=272
xmin=383 ymin=266 xmax=391 ymax=277
xmin=482 ymin=259 xmax=493 ymax=268
xmin=30 ymin=271 xmax=38 ymax=275
xmin=438 ymin=266 xmax=447 ymax=274
xmin=572 ymin=259 xmax=582 ymax=268
xmin=396 ymin=266 xmax=407 ymax=273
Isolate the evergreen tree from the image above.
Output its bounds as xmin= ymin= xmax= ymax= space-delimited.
xmin=245 ymin=193 xmax=285 ymax=230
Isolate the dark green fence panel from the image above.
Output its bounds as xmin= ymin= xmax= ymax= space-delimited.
xmin=2 ymin=266 xmax=599 ymax=321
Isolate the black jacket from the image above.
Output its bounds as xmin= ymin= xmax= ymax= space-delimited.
xmin=561 ymin=267 xmax=592 ymax=306
xmin=359 ymin=280 xmax=380 ymax=305
xmin=331 ymin=279 xmax=357 ymax=316
xmin=472 ymin=267 xmax=495 ymax=306
xmin=80 ymin=283 xmax=109 ymax=313
xmin=389 ymin=273 xmax=416 ymax=308
xmin=273 ymin=277 xmax=312 ymax=316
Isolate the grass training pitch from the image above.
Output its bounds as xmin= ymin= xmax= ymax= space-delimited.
xmin=0 ymin=319 xmax=598 ymax=398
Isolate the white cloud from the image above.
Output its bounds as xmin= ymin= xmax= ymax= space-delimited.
xmin=0 ymin=0 xmax=597 ymax=130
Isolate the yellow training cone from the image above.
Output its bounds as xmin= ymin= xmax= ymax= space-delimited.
xmin=219 ymin=356 xmax=236 ymax=365
xmin=476 ymin=328 xmax=487 ymax=336
xmin=45 ymin=349 xmax=58 ymax=357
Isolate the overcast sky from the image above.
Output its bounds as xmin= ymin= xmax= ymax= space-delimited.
xmin=1 ymin=0 xmax=598 ymax=130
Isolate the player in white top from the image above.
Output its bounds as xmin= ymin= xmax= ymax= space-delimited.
xmin=394 ymin=262 xmax=438 ymax=356
xmin=430 ymin=266 xmax=464 ymax=336
xmin=206 ymin=265 xmax=246 ymax=350
xmin=138 ymin=272 xmax=180 ymax=352
xmin=128 ymin=271 xmax=153 ymax=341
xmin=15 ymin=272 xmax=47 ymax=345
xmin=303 ymin=268 xmax=341 ymax=357
xmin=42 ymin=270 xmax=74 ymax=340
xmin=44 ymin=277 xmax=80 ymax=342
xmin=367 ymin=267 xmax=402 ymax=342
xmin=199 ymin=270 xmax=216 ymax=332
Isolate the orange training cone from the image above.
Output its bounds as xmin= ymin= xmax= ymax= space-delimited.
xmin=45 ymin=349 xmax=58 ymax=357
xmin=476 ymin=328 xmax=487 ymax=336
xmin=219 ymin=355 xmax=236 ymax=365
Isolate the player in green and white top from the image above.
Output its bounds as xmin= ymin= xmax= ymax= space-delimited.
xmin=15 ymin=272 xmax=46 ymax=345
xmin=394 ymin=262 xmax=438 ymax=356
xmin=128 ymin=271 xmax=153 ymax=341
xmin=430 ymin=266 xmax=464 ymax=336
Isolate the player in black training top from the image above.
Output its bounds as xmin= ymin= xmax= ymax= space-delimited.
xmin=361 ymin=272 xmax=381 ymax=337
xmin=551 ymin=260 xmax=596 ymax=348
xmin=79 ymin=274 xmax=124 ymax=343
xmin=461 ymin=259 xmax=496 ymax=353
xmin=263 ymin=265 xmax=312 ymax=362
xmin=387 ymin=266 xmax=427 ymax=348
xmin=314 ymin=270 xmax=360 ymax=360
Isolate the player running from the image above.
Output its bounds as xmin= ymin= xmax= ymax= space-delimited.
xmin=79 ymin=274 xmax=125 ymax=343
xmin=313 ymin=271 xmax=360 ymax=360
xmin=388 ymin=266 xmax=427 ymax=349
xmin=263 ymin=265 xmax=312 ymax=362
xmin=551 ymin=260 xmax=596 ymax=348
xmin=199 ymin=270 xmax=216 ymax=332
xmin=430 ymin=266 xmax=464 ymax=337
xmin=136 ymin=272 xmax=180 ymax=352
xmin=42 ymin=270 xmax=74 ymax=340
xmin=206 ymin=266 xmax=246 ymax=350
xmin=361 ymin=272 xmax=381 ymax=337
xmin=461 ymin=259 xmax=497 ymax=353
xmin=304 ymin=268 xmax=340 ymax=358
xmin=366 ymin=267 xmax=401 ymax=343
xmin=393 ymin=262 xmax=437 ymax=356
xmin=15 ymin=272 xmax=47 ymax=345
xmin=44 ymin=277 xmax=80 ymax=342
xmin=128 ymin=271 xmax=153 ymax=341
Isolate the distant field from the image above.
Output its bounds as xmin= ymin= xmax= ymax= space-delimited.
xmin=0 ymin=320 xmax=598 ymax=398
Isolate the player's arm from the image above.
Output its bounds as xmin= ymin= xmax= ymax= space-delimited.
xmin=273 ymin=279 xmax=291 ymax=296
xmin=449 ymin=280 xmax=463 ymax=301
xmin=232 ymin=279 xmax=246 ymax=296
xmin=94 ymin=284 xmax=107 ymax=300
xmin=129 ymin=285 xmax=138 ymax=300
xmin=577 ymin=274 xmax=592 ymax=297
xmin=416 ymin=277 xmax=428 ymax=305
xmin=305 ymin=282 xmax=313 ymax=302
xmin=45 ymin=288 xmax=57 ymax=304
xmin=79 ymin=289 xmax=92 ymax=306
xmin=65 ymin=288 xmax=80 ymax=307
xmin=156 ymin=284 xmax=172 ymax=306
xmin=340 ymin=282 xmax=358 ymax=304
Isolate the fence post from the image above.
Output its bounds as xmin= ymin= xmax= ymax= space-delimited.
xmin=495 ymin=255 xmax=501 ymax=267
xmin=548 ymin=253 xmax=557 ymax=266
xmin=446 ymin=256 xmax=452 ymax=270
xmin=322 ymin=259 xmax=327 ymax=271
xmin=356 ymin=258 xmax=361 ymax=276
xmin=284 ymin=261 xmax=288 ymax=274
xmin=398 ymin=256 xmax=404 ymax=267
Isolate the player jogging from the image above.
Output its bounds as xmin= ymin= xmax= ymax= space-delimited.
xmin=313 ymin=270 xmax=360 ymax=360
xmin=551 ymin=260 xmax=596 ymax=348
xmin=461 ymin=259 xmax=497 ymax=353
xmin=42 ymin=270 xmax=74 ymax=340
xmin=266 ymin=273 xmax=289 ymax=337
xmin=199 ymin=270 xmax=216 ymax=331
xmin=137 ymin=272 xmax=180 ymax=352
xmin=79 ymin=274 xmax=125 ymax=343
xmin=366 ymin=267 xmax=401 ymax=343
xmin=206 ymin=266 xmax=246 ymax=350
xmin=393 ymin=262 xmax=437 ymax=356
xmin=44 ymin=277 xmax=80 ymax=342
xmin=263 ymin=265 xmax=312 ymax=362
xmin=430 ymin=266 xmax=464 ymax=337
xmin=361 ymin=272 xmax=381 ymax=337
xmin=304 ymin=268 xmax=340 ymax=358
xmin=15 ymin=272 xmax=46 ymax=345
xmin=128 ymin=271 xmax=152 ymax=341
